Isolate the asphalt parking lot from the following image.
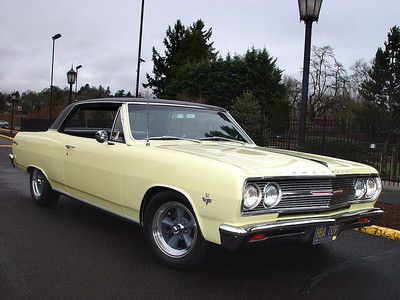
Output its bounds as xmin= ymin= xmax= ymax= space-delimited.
xmin=0 ymin=147 xmax=399 ymax=299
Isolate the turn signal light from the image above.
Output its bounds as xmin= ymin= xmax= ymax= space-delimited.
xmin=249 ymin=234 xmax=267 ymax=242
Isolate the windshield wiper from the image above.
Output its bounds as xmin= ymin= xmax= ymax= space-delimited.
xmin=199 ymin=136 xmax=245 ymax=145
xmin=148 ymin=136 xmax=201 ymax=143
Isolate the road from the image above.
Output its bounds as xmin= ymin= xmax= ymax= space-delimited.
xmin=0 ymin=147 xmax=399 ymax=299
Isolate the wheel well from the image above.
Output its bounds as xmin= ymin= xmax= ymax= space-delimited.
xmin=139 ymin=186 xmax=192 ymax=225
xmin=26 ymin=166 xmax=51 ymax=186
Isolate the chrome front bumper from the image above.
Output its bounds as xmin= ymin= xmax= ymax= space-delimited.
xmin=8 ymin=154 xmax=15 ymax=168
xmin=219 ymin=208 xmax=384 ymax=250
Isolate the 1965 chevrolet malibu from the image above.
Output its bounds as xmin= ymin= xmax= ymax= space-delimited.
xmin=10 ymin=98 xmax=383 ymax=268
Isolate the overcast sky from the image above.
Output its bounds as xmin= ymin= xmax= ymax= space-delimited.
xmin=0 ymin=0 xmax=399 ymax=94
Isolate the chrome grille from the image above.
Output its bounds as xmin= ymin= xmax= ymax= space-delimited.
xmin=244 ymin=175 xmax=377 ymax=215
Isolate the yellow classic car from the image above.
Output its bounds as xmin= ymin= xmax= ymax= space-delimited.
xmin=9 ymin=98 xmax=383 ymax=269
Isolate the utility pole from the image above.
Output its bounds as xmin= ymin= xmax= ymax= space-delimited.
xmin=135 ymin=0 xmax=145 ymax=98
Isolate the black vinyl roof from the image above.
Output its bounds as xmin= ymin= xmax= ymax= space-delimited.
xmin=50 ymin=98 xmax=226 ymax=130
xmin=76 ymin=98 xmax=226 ymax=111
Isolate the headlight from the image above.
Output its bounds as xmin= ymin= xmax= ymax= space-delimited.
xmin=365 ymin=178 xmax=377 ymax=198
xmin=375 ymin=177 xmax=382 ymax=196
xmin=243 ymin=184 xmax=262 ymax=210
xmin=354 ymin=179 xmax=366 ymax=199
xmin=263 ymin=183 xmax=282 ymax=208
xmin=371 ymin=177 xmax=382 ymax=200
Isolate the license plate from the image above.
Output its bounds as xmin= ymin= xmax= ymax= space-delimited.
xmin=313 ymin=224 xmax=340 ymax=245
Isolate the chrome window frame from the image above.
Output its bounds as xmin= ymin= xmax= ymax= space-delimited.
xmin=57 ymin=102 xmax=121 ymax=137
xmin=110 ymin=106 xmax=126 ymax=144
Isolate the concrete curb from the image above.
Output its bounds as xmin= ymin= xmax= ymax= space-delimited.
xmin=0 ymin=134 xmax=13 ymax=141
xmin=356 ymin=225 xmax=400 ymax=241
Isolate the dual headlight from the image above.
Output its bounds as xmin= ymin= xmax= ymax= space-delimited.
xmin=354 ymin=177 xmax=382 ymax=200
xmin=243 ymin=182 xmax=282 ymax=210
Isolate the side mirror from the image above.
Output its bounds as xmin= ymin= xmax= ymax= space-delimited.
xmin=95 ymin=130 xmax=108 ymax=143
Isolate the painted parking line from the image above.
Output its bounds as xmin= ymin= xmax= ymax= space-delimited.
xmin=0 ymin=145 xmax=12 ymax=148
xmin=356 ymin=225 xmax=400 ymax=241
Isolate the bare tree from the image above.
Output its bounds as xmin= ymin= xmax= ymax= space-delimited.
xmin=349 ymin=59 xmax=371 ymax=101
xmin=307 ymin=46 xmax=349 ymax=120
xmin=282 ymin=75 xmax=302 ymax=118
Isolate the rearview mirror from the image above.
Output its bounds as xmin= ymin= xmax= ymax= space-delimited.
xmin=95 ymin=130 xmax=108 ymax=143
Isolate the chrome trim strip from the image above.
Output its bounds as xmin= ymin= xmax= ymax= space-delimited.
xmin=129 ymin=102 xmax=224 ymax=110
xmin=74 ymin=100 xmax=226 ymax=111
xmin=220 ymin=208 xmax=384 ymax=235
xmin=53 ymin=188 xmax=141 ymax=225
xmin=8 ymin=154 xmax=15 ymax=168
xmin=282 ymin=190 xmax=335 ymax=197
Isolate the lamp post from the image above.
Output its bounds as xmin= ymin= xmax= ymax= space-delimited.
xmin=10 ymin=92 xmax=20 ymax=136
xmin=49 ymin=33 xmax=62 ymax=120
xmin=67 ymin=65 xmax=77 ymax=104
xmin=297 ymin=0 xmax=323 ymax=148
xmin=74 ymin=65 xmax=82 ymax=101
xmin=135 ymin=0 xmax=145 ymax=98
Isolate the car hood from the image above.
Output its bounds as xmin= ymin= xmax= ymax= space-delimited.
xmin=156 ymin=143 xmax=377 ymax=177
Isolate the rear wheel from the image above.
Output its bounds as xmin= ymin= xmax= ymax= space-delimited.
xmin=29 ymin=169 xmax=59 ymax=206
xmin=143 ymin=191 xmax=210 ymax=269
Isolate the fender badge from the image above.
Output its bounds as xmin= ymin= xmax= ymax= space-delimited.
xmin=202 ymin=194 xmax=212 ymax=205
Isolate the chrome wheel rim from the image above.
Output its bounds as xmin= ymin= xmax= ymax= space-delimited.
xmin=152 ymin=201 xmax=197 ymax=258
xmin=32 ymin=171 xmax=45 ymax=198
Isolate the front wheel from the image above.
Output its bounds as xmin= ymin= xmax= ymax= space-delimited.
xmin=30 ymin=169 xmax=59 ymax=206
xmin=143 ymin=191 xmax=210 ymax=269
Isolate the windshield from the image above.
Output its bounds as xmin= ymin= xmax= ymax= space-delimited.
xmin=128 ymin=104 xmax=251 ymax=143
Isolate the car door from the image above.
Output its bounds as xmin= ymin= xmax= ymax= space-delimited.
xmin=61 ymin=103 xmax=126 ymax=207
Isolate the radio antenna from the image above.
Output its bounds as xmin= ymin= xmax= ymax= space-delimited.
xmin=145 ymin=97 xmax=150 ymax=146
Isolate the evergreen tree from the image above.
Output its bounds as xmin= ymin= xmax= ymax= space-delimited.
xmin=175 ymin=20 xmax=217 ymax=67
xmin=164 ymin=48 xmax=286 ymax=115
xmin=114 ymin=90 xmax=126 ymax=97
xmin=145 ymin=19 xmax=217 ymax=97
xmin=361 ymin=26 xmax=400 ymax=122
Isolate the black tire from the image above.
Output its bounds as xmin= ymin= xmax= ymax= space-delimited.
xmin=29 ymin=168 xmax=60 ymax=207
xmin=143 ymin=191 xmax=210 ymax=269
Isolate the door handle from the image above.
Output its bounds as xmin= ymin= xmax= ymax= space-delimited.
xmin=65 ymin=144 xmax=75 ymax=149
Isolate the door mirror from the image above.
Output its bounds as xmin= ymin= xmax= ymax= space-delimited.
xmin=95 ymin=130 xmax=108 ymax=143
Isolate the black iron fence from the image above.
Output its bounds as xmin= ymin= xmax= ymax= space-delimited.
xmin=264 ymin=121 xmax=400 ymax=184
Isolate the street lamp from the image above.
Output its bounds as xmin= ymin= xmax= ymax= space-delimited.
xmin=135 ymin=0 xmax=145 ymax=98
xmin=49 ymin=33 xmax=62 ymax=120
xmin=74 ymin=65 xmax=82 ymax=101
xmin=10 ymin=92 xmax=20 ymax=136
xmin=297 ymin=0 xmax=323 ymax=148
xmin=67 ymin=65 xmax=77 ymax=104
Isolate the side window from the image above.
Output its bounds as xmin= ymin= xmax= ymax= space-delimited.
xmin=110 ymin=109 xmax=125 ymax=143
xmin=61 ymin=105 xmax=118 ymax=139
